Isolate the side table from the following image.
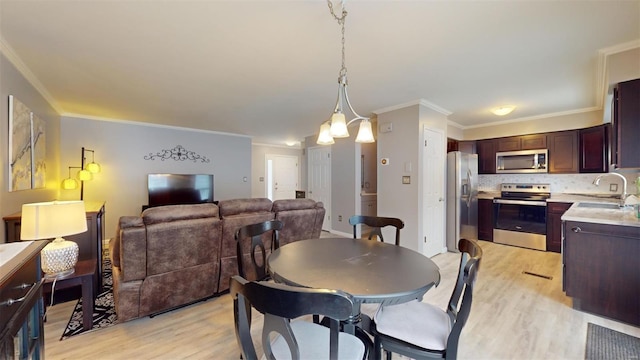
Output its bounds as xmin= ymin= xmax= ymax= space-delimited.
xmin=43 ymin=259 xmax=97 ymax=331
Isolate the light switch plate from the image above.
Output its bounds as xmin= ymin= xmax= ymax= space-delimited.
xmin=610 ymin=183 xmax=618 ymax=192
xmin=402 ymin=176 xmax=411 ymax=184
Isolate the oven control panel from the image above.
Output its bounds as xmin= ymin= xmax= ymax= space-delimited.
xmin=500 ymin=183 xmax=550 ymax=193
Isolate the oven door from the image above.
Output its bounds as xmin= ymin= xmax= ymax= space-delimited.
xmin=493 ymin=198 xmax=547 ymax=251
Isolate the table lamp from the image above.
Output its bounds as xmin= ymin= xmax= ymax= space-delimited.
xmin=20 ymin=201 xmax=87 ymax=279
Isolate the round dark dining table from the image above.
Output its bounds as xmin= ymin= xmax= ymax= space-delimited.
xmin=267 ymin=237 xmax=441 ymax=333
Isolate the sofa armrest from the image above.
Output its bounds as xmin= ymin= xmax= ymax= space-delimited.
xmin=114 ymin=216 xmax=147 ymax=282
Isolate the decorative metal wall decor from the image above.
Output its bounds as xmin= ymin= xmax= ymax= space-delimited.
xmin=144 ymin=145 xmax=210 ymax=163
xmin=8 ymin=95 xmax=46 ymax=191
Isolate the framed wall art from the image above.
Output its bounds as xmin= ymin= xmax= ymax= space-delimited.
xmin=8 ymin=95 xmax=46 ymax=191
xmin=8 ymin=95 xmax=32 ymax=191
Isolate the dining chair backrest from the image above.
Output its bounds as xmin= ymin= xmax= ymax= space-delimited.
xmin=235 ymin=220 xmax=283 ymax=282
xmin=349 ymin=215 xmax=404 ymax=246
xmin=372 ymin=238 xmax=482 ymax=360
xmin=444 ymin=238 xmax=483 ymax=358
xmin=230 ymin=275 xmax=360 ymax=360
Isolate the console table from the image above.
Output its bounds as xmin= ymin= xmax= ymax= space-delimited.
xmin=3 ymin=201 xmax=105 ymax=298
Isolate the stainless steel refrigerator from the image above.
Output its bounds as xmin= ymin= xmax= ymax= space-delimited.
xmin=446 ymin=151 xmax=478 ymax=252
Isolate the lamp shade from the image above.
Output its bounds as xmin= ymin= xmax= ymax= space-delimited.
xmin=317 ymin=123 xmax=335 ymax=145
xmin=85 ymin=162 xmax=101 ymax=174
xmin=329 ymin=112 xmax=349 ymax=138
xmin=21 ymin=201 xmax=87 ymax=240
xmin=20 ymin=201 xmax=87 ymax=278
xmin=77 ymin=169 xmax=93 ymax=181
xmin=355 ymin=120 xmax=375 ymax=143
xmin=62 ymin=178 xmax=79 ymax=190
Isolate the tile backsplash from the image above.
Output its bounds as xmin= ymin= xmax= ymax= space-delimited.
xmin=478 ymin=172 xmax=640 ymax=195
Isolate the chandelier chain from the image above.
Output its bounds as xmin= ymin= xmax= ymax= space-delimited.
xmin=327 ymin=0 xmax=347 ymax=78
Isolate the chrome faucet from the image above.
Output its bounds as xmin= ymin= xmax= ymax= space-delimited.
xmin=593 ymin=172 xmax=628 ymax=207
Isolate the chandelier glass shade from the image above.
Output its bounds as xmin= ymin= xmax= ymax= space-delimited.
xmin=317 ymin=0 xmax=374 ymax=145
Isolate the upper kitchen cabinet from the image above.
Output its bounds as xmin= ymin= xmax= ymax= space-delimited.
xmin=579 ymin=124 xmax=609 ymax=173
xmin=447 ymin=139 xmax=476 ymax=154
xmin=477 ymin=139 xmax=497 ymax=174
xmin=497 ymin=134 xmax=547 ymax=152
xmin=612 ymin=78 xmax=640 ymax=169
xmin=548 ymin=130 xmax=578 ymax=173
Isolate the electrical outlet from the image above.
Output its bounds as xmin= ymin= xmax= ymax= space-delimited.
xmin=338 ymin=215 xmax=343 ymax=222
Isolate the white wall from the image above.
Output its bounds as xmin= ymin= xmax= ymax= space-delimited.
xmin=59 ymin=116 xmax=252 ymax=239
xmin=251 ymin=143 xmax=304 ymax=198
xmin=0 ymin=54 xmax=60 ymax=243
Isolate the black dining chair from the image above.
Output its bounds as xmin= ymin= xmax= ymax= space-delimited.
xmin=235 ymin=220 xmax=283 ymax=282
xmin=230 ymin=275 xmax=367 ymax=360
xmin=371 ymin=238 xmax=483 ymax=360
xmin=349 ymin=215 xmax=404 ymax=246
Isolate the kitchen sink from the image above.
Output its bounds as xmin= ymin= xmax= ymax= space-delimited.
xmin=576 ymin=202 xmax=621 ymax=210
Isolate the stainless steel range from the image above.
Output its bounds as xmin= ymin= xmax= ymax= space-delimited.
xmin=493 ymin=183 xmax=550 ymax=251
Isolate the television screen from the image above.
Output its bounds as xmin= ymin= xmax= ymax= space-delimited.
xmin=148 ymin=174 xmax=214 ymax=207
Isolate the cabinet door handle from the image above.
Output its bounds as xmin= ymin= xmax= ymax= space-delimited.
xmin=572 ymin=227 xmax=581 ymax=233
xmin=0 ymin=282 xmax=35 ymax=307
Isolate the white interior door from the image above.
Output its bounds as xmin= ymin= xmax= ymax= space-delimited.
xmin=267 ymin=154 xmax=299 ymax=200
xmin=308 ymin=147 xmax=331 ymax=231
xmin=422 ymin=127 xmax=446 ymax=257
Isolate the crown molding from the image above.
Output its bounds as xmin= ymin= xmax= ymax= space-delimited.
xmin=62 ymin=113 xmax=252 ymax=138
xmin=0 ymin=35 xmax=63 ymax=114
xmin=461 ymin=106 xmax=600 ymax=130
xmin=595 ymin=39 xmax=640 ymax=109
xmin=373 ymin=99 xmax=452 ymax=116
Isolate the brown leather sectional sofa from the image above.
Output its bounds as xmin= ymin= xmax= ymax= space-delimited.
xmin=109 ymin=198 xmax=325 ymax=322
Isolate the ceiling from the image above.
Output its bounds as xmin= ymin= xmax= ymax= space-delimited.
xmin=1 ymin=1 xmax=639 ymax=146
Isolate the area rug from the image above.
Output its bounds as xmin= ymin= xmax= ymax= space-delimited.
xmin=60 ymin=260 xmax=117 ymax=340
xmin=585 ymin=323 xmax=640 ymax=360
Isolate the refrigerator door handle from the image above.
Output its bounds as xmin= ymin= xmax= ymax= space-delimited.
xmin=465 ymin=169 xmax=472 ymax=207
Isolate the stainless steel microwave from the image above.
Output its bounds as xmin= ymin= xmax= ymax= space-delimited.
xmin=496 ymin=149 xmax=548 ymax=173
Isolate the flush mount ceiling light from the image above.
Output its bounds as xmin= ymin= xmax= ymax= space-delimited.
xmin=317 ymin=0 xmax=374 ymax=145
xmin=491 ymin=105 xmax=516 ymax=116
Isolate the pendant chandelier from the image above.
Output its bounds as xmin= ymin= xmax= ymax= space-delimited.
xmin=317 ymin=0 xmax=374 ymax=145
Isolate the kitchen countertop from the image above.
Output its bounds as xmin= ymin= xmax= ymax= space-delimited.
xmin=562 ymin=201 xmax=640 ymax=227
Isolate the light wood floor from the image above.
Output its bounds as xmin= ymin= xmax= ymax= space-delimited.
xmin=44 ymin=240 xmax=640 ymax=359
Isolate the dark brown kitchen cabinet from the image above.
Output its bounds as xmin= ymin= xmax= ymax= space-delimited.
xmin=546 ymin=202 xmax=571 ymax=253
xmin=477 ymin=139 xmax=497 ymax=174
xmin=497 ymin=134 xmax=547 ymax=152
xmin=548 ymin=130 xmax=578 ymax=173
xmin=497 ymin=136 xmax=521 ymax=152
xmin=447 ymin=139 xmax=476 ymax=154
xmin=579 ymin=124 xmax=609 ymax=173
xmin=563 ymin=220 xmax=640 ymax=326
xmin=478 ymin=198 xmax=494 ymax=241
xmin=612 ymin=78 xmax=640 ymax=169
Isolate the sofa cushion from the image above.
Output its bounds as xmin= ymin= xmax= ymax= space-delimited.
xmin=272 ymin=199 xmax=319 ymax=212
xmin=218 ymin=198 xmax=273 ymax=217
xmin=142 ymin=203 xmax=219 ymax=225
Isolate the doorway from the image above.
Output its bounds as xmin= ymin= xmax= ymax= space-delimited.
xmin=266 ymin=154 xmax=299 ymax=201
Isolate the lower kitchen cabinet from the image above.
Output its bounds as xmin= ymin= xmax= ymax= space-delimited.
xmin=546 ymin=202 xmax=571 ymax=253
xmin=563 ymin=220 xmax=640 ymax=326
xmin=478 ymin=198 xmax=493 ymax=241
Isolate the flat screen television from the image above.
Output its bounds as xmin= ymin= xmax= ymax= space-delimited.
xmin=148 ymin=174 xmax=214 ymax=207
